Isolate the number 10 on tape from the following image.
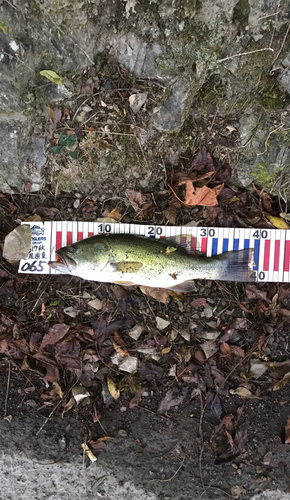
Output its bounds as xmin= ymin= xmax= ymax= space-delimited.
xmin=18 ymin=222 xmax=290 ymax=283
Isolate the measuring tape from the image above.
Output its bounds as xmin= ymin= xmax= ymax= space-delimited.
xmin=18 ymin=221 xmax=290 ymax=283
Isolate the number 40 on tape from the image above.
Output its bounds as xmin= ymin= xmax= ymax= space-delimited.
xmin=18 ymin=222 xmax=290 ymax=283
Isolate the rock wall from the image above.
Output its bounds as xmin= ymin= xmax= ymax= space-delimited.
xmin=0 ymin=0 xmax=289 ymax=194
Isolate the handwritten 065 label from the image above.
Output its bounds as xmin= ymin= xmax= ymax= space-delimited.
xmin=18 ymin=222 xmax=290 ymax=283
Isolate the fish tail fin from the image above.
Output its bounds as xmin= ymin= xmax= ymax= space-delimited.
xmin=218 ymin=248 xmax=256 ymax=282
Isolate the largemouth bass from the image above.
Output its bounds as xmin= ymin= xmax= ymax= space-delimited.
xmin=49 ymin=234 xmax=256 ymax=291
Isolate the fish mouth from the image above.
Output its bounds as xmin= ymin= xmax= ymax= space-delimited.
xmin=48 ymin=249 xmax=76 ymax=272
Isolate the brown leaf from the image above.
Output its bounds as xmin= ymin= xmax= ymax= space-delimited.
xmin=176 ymin=180 xmax=224 ymax=207
xmin=191 ymin=298 xmax=207 ymax=308
xmin=273 ymin=371 xmax=290 ymax=391
xmin=139 ymin=286 xmax=169 ymax=303
xmin=190 ymin=147 xmax=215 ymax=171
xmin=129 ymin=387 xmax=146 ymax=409
xmin=24 ymin=214 xmax=42 ymax=222
xmin=34 ymin=206 xmax=59 ymax=219
xmin=245 ymin=284 xmax=269 ymax=302
xmin=54 ymin=338 xmax=81 ymax=370
xmin=285 ymin=418 xmax=290 ymax=444
xmin=41 ymin=323 xmax=70 ymax=348
xmin=158 ymin=387 xmax=188 ymax=413
xmin=43 ymin=365 xmax=59 ymax=383
xmin=107 ymin=207 xmax=122 ymax=221
xmin=125 ymin=189 xmax=153 ymax=212
xmin=278 ymin=284 xmax=290 ymax=302
xmin=252 ymin=184 xmax=273 ymax=212
xmin=163 ymin=203 xmax=177 ymax=224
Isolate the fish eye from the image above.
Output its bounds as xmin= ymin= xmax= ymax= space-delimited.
xmin=68 ymin=245 xmax=76 ymax=253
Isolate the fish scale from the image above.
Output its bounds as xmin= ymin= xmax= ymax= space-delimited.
xmin=18 ymin=221 xmax=290 ymax=283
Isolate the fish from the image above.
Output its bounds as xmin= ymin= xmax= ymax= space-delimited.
xmin=48 ymin=234 xmax=256 ymax=291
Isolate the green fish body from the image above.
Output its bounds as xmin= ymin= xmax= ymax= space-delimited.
xmin=49 ymin=234 xmax=256 ymax=291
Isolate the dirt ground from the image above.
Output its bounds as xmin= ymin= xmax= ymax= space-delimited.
xmin=1 ymin=365 xmax=290 ymax=499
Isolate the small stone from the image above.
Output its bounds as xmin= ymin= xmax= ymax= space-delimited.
xmin=128 ymin=324 xmax=143 ymax=340
xmin=111 ymin=352 xmax=123 ymax=366
xmin=118 ymin=429 xmax=127 ymax=437
xmin=156 ymin=317 xmax=170 ymax=330
xmin=263 ymin=451 xmax=272 ymax=465
xmin=203 ymin=306 xmax=213 ymax=319
xmin=73 ymin=199 xmax=80 ymax=209
xmin=129 ymin=92 xmax=148 ymax=114
xmin=180 ymin=331 xmax=190 ymax=341
xmin=88 ymin=298 xmax=103 ymax=310
xmin=231 ymin=485 xmax=245 ymax=498
xmin=63 ymin=306 xmax=79 ymax=318
xmin=168 ymin=329 xmax=178 ymax=341
xmin=119 ymin=356 xmax=138 ymax=373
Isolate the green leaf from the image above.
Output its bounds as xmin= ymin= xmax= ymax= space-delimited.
xmin=49 ymin=299 xmax=60 ymax=306
xmin=66 ymin=135 xmax=76 ymax=148
xmin=39 ymin=70 xmax=63 ymax=85
xmin=51 ymin=145 xmax=64 ymax=154
xmin=69 ymin=151 xmax=78 ymax=159
xmin=58 ymin=133 xmax=68 ymax=146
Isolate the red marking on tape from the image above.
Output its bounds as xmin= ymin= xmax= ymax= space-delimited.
xmin=67 ymin=231 xmax=72 ymax=246
xmin=181 ymin=236 xmax=186 ymax=248
xmin=160 ymin=235 xmax=165 ymax=238
xmin=263 ymin=240 xmax=270 ymax=271
xmin=56 ymin=231 xmax=62 ymax=250
xmin=284 ymin=241 xmax=290 ymax=272
xmin=274 ymin=240 xmax=280 ymax=272
xmin=88 ymin=232 xmax=94 ymax=237
xmin=191 ymin=236 xmax=197 ymax=255
xmin=77 ymin=232 xmax=83 ymax=241
xmin=201 ymin=237 xmax=207 ymax=254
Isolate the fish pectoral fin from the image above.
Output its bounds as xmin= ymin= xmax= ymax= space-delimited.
xmin=167 ymin=280 xmax=196 ymax=293
xmin=113 ymin=261 xmax=143 ymax=273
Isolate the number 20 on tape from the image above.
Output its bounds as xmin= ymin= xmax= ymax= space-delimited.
xmin=18 ymin=222 xmax=290 ymax=283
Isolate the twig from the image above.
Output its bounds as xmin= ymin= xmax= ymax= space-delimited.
xmin=4 ymin=361 xmax=11 ymax=417
xmin=258 ymin=11 xmax=281 ymax=21
xmin=3 ymin=0 xmax=19 ymax=10
xmin=198 ymin=390 xmax=208 ymax=500
xmin=158 ymin=456 xmax=186 ymax=482
xmin=272 ymin=24 xmax=290 ymax=66
xmin=36 ymin=381 xmax=78 ymax=436
xmin=257 ymin=116 xmax=285 ymax=156
xmin=217 ymin=47 xmax=274 ymax=64
xmin=135 ymin=136 xmax=149 ymax=169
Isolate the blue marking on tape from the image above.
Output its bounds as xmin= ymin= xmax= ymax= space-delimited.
xmin=212 ymin=238 xmax=218 ymax=256
xmin=244 ymin=238 xmax=250 ymax=248
xmin=222 ymin=238 xmax=229 ymax=252
xmin=254 ymin=239 xmax=260 ymax=271
xmin=234 ymin=238 xmax=239 ymax=251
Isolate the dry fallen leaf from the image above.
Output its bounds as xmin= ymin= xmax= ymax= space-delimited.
xmin=264 ymin=213 xmax=289 ymax=229
xmin=171 ymin=180 xmax=224 ymax=207
xmin=234 ymin=387 xmax=257 ymax=399
xmin=139 ymin=286 xmax=169 ymax=303
xmin=107 ymin=207 xmax=122 ymax=221
xmin=107 ymin=376 xmax=120 ymax=399
xmin=40 ymin=323 xmax=70 ymax=348
xmin=273 ymin=371 xmax=290 ymax=391
xmin=125 ymin=189 xmax=153 ymax=213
